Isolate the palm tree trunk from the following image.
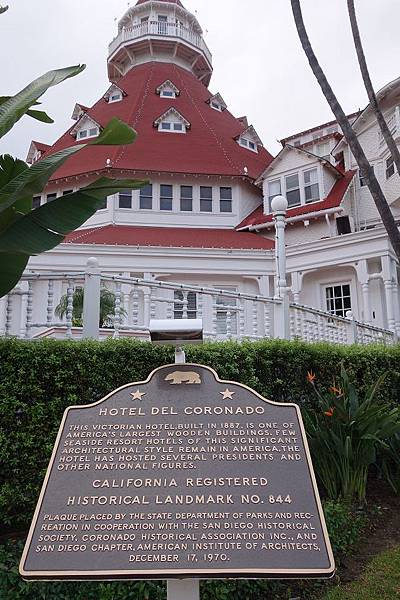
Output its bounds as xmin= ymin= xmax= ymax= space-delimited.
xmin=347 ymin=0 xmax=400 ymax=176
xmin=290 ymin=0 xmax=400 ymax=261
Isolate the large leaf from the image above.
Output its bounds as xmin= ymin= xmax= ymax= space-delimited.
xmin=0 ymin=65 xmax=85 ymax=139
xmin=0 ymin=119 xmax=137 ymax=214
xmin=0 ymin=156 xmax=30 ymax=234
xmin=0 ymin=178 xmax=146 ymax=255
xmin=0 ymin=155 xmax=28 ymax=190
xmin=92 ymin=117 xmax=137 ymax=146
xmin=25 ymin=109 xmax=54 ymax=124
xmin=0 ymin=254 xmax=28 ymax=298
xmin=0 ymin=97 xmax=53 ymax=123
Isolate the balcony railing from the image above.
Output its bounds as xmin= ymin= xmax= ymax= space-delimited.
xmin=0 ymin=267 xmax=394 ymax=346
xmin=109 ymin=21 xmax=212 ymax=66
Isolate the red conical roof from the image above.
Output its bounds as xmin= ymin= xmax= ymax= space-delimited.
xmin=46 ymin=62 xmax=273 ymax=183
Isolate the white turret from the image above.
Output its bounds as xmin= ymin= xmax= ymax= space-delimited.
xmin=108 ymin=0 xmax=213 ymax=85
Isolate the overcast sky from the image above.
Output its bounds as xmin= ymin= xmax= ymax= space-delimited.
xmin=1 ymin=0 xmax=399 ymax=160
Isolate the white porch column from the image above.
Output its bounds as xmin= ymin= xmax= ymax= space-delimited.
xmin=384 ymin=280 xmax=396 ymax=332
xmin=291 ymin=271 xmax=303 ymax=305
xmin=361 ymin=282 xmax=372 ymax=325
xmin=382 ymin=256 xmax=396 ymax=332
xmin=355 ymin=260 xmax=371 ymax=325
xmin=392 ymin=268 xmax=400 ymax=336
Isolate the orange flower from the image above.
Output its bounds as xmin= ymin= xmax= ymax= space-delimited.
xmin=324 ymin=407 xmax=335 ymax=417
xmin=329 ymin=386 xmax=343 ymax=397
xmin=307 ymin=371 xmax=316 ymax=383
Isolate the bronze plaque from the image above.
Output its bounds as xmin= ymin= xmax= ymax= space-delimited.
xmin=20 ymin=364 xmax=335 ymax=580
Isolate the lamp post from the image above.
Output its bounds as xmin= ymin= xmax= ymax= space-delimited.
xmin=272 ymin=195 xmax=290 ymax=339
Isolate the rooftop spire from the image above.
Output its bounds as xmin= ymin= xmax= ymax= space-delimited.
xmin=108 ymin=0 xmax=212 ymax=85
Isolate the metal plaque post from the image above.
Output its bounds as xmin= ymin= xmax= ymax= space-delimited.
xmin=168 ymin=345 xmax=200 ymax=600
xmin=168 ymin=579 xmax=200 ymax=600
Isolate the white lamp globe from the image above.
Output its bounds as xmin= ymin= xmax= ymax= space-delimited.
xmin=271 ymin=195 xmax=288 ymax=213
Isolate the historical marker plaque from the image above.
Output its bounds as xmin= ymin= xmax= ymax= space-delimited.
xmin=20 ymin=364 xmax=335 ymax=580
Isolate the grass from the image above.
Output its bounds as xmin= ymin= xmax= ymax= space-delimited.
xmin=323 ymin=546 xmax=400 ymax=599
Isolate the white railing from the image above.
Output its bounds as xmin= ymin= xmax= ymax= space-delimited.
xmin=0 ymin=267 xmax=395 ymax=346
xmin=108 ymin=20 xmax=212 ymax=66
xmin=289 ymin=304 xmax=394 ymax=345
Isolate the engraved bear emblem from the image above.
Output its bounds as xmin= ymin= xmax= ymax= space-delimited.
xmin=165 ymin=371 xmax=202 ymax=385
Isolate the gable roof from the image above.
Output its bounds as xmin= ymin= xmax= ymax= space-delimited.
xmin=103 ymin=84 xmax=126 ymax=101
xmin=236 ymin=125 xmax=263 ymax=146
xmin=42 ymin=62 xmax=273 ymax=183
xmin=26 ymin=141 xmax=51 ymax=164
xmin=156 ymin=79 xmax=180 ymax=96
xmin=154 ymin=106 xmax=190 ymax=128
xmin=237 ymin=170 xmax=356 ymax=230
xmin=207 ymin=93 xmax=227 ymax=110
xmin=64 ymin=225 xmax=275 ymax=250
xmin=256 ymin=144 xmax=342 ymax=185
xmin=71 ymin=103 xmax=89 ymax=121
xmin=70 ymin=115 xmax=102 ymax=138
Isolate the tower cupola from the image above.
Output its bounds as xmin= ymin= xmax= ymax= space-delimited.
xmin=108 ymin=0 xmax=213 ymax=85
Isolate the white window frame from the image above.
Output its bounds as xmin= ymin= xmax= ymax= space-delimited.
xmin=304 ymin=167 xmax=320 ymax=203
xmin=267 ymin=179 xmax=281 ymax=206
xmin=109 ymin=92 xmax=122 ymax=103
xmin=285 ymin=173 xmax=301 ymax=208
xmin=211 ymin=101 xmax=222 ymax=112
xmin=77 ymin=127 xmax=99 ymax=140
xmin=266 ymin=165 xmax=322 ymax=212
xmin=324 ymin=282 xmax=352 ymax=318
xmin=386 ymin=156 xmax=395 ymax=180
xmin=160 ymin=89 xmax=176 ymax=99
xmin=239 ymin=137 xmax=258 ymax=153
xmin=158 ymin=121 xmax=186 ymax=134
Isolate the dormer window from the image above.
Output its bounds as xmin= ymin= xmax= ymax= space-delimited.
xmin=77 ymin=126 xmax=99 ymax=140
xmin=109 ymin=92 xmax=122 ymax=103
xmin=239 ymin=138 xmax=258 ymax=152
xmin=104 ymin=84 xmax=126 ymax=103
xmin=160 ymin=122 xmax=184 ymax=132
xmin=71 ymin=115 xmax=101 ymax=141
xmin=207 ymin=93 xmax=227 ymax=112
xmin=156 ymin=80 xmax=180 ymax=99
xmin=236 ymin=125 xmax=262 ymax=154
xmin=154 ymin=108 xmax=190 ymax=134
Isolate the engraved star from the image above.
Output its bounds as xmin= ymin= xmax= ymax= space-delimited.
xmin=220 ymin=388 xmax=235 ymax=400
xmin=131 ymin=390 xmax=146 ymax=401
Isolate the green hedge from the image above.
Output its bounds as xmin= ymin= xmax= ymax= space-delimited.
xmin=1 ymin=337 xmax=400 ymax=533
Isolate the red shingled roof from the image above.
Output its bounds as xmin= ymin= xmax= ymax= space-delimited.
xmin=45 ymin=62 xmax=273 ymax=183
xmin=64 ymin=225 xmax=274 ymax=250
xmin=237 ymin=171 xmax=356 ymax=230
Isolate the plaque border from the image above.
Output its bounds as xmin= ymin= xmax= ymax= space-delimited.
xmin=20 ymin=363 xmax=336 ymax=581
